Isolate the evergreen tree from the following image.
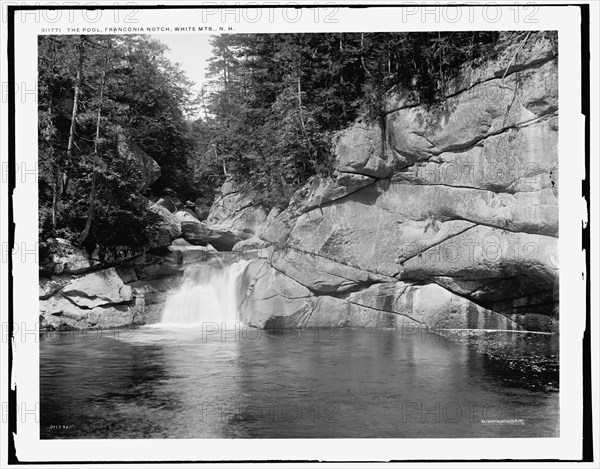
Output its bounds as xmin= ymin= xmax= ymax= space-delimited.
xmin=39 ymin=31 xmax=504 ymax=252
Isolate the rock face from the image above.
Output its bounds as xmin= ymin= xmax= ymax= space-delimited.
xmin=40 ymin=267 xmax=137 ymax=330
xmin=39 ymin=246 xmax=204 ymax=330
xmin=206 ymin=178 xmax=269 ymax=236
xmin=61 ymin=267 xmax=132 ymax=308
xmin=238 ymin=31 xmax=559 ymax=332
xmin=335 ymin=123 xmax=393 ymax=178
xmin=238 ymin=258 xmax=521 ymax=331
xmin=146 ymin=201 xmax=183 ymax=245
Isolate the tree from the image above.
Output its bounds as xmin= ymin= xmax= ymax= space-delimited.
xmin=191 ymin=32 xmax=501 ymax=210
xmin=38 ymin=34 xmax=195 ymax=252
xmin=63 ymin=35 xmax=85 ymax=199
xmin=78 ymin=37 xmax=111 ymax=245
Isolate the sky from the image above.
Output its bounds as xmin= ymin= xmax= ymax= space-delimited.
xmin=150 ymin=34 xmax=214 ymax=100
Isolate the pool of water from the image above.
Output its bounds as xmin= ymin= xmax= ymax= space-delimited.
xmin=40 ymin=326 xmax=559 ymax=438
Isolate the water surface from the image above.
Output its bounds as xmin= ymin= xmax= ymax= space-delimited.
xmin=40 ymin=326 xmax=559 ymax=438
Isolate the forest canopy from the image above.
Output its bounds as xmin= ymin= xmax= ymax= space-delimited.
xmin=39 ymin=35 xmax=194 ymax=252
xmin=38 ymin=32 xmax=501 ymax=253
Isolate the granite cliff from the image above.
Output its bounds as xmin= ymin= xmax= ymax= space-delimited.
xmin=39 ymin=32 xmax=558 ymax=333
xmin=235 ymin=31 xmax=558 ymax=332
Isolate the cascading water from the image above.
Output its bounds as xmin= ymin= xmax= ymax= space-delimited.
xmin=160 ymin=258 xmax=249 ymax=326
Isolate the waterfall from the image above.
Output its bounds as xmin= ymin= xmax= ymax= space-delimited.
xmin=160 ymin=258 xmax=248 ymax=326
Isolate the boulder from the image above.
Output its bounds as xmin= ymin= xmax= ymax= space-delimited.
xmin=38 ymin=257 xmax=176 ymax=330
xmin=146 ymin=202 xmax=182 ymax=240
xmin=61 ymin=267 xmax=133 ymax=308
xmin=39 ymin=303 xmax=141 ymax=330
xmin=181 ymin=221 xmax=242 ymax=251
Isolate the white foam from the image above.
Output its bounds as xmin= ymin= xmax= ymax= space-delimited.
xmin=160 ymin=260 xmax=249 ymax=327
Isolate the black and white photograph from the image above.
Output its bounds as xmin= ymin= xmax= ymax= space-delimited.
xmin=1 ymin=1 xmax=597 ymax=466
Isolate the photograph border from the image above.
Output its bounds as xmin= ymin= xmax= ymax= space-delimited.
xmin=5 ymin=2 xmax=593 ymax=464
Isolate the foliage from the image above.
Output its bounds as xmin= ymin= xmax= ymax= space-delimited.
xmin=39 ymin=32 xmax=502 ymax=252
xmin=192 ymin=32 xmax=500 ymax=209
xmin=38 ymin=35 xmax=192 ymax=251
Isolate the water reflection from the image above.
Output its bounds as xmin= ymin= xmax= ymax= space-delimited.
xmin=40 ymin=327 xmax=558 ymax=439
